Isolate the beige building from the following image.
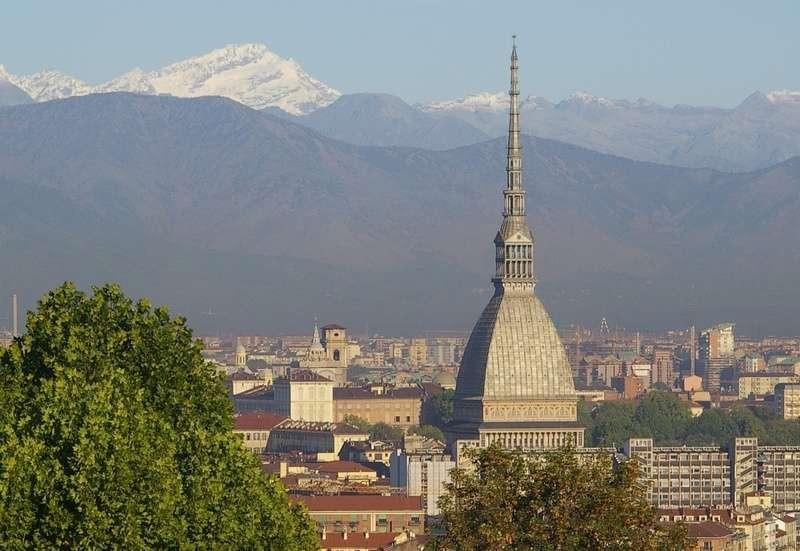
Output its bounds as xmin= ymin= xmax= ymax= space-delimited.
xmin=333 ymin=386 xmax=424 ymax=428
xmin=226 ymin=370 xmax=271 ymax=395
xmin=408 ymin=338 xmax=427 ymax=366
xmin=267 ymin=420 xmax=368 ymax=455
xmin=293 ymin=495 xmax=424 ymax=534
xmin=321 ymin=324 xmax=349 ymax=367
xmin=274 ymin=369 xmax=334 ymax=423
xmin=738 ymin=373 xmax=800 ymax=399
xmin=775 ymin=383 xmax=800 ymax=419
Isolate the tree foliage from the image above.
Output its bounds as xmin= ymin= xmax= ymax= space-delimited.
xmin=343 ymin=414 xmax=372 ymax=432
xmin=585 ymin=391 xmax=800 ymax=447
xmin=424 ymin=388 xmax=454 ymax=430
xmin=435 ymin=445 xmax=690 ymax=551
xmin=408 ymin=424 xmax=445 ymax=442
xmin=0 ymin=283 xmax=317 ymax=550
xmin=342 ymin=415 xmax=407 ymax=443
xmin=369 ymin=422 xmax=404 ymax=443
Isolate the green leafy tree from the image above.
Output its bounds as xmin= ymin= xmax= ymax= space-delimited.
xmin=730 ymin=405 xmax=767 ymax=440
xmin=369 ymin=422 xmax=404 ymax=443
xmin=634 ymin=391 xmax=692 ymax=444
xmin=424 ymin=389 xmax=454 ymax=430
xmin=0 ymin=283 xmax=317 ymax=550
xmin=343 ymin=414 xmax=373 ymax=432
xmin=435 ymin=445 xmax=690 ymax=550
xmin=590 ymin=401 xmax=639 ymax=447
xmin=684 ymin=408 xmax=738 ymax=446
xmin=409 ymin=424 xmax=445 ymax=442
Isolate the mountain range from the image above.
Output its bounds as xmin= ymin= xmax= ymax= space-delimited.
xmin=1 ymin=93 xmax=798 ymax=335
xmin=4 ymin=43 xmax=800 ymax=171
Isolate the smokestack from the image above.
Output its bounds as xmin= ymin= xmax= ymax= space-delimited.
xmin=690 ymin=325 xmax=696 ymax=376
xmin=11 ymin=294 xmax=18 ymax=338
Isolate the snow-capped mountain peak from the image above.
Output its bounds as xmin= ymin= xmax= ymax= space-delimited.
xmin=4 ymin=69 xmax=92 ymax=102
xmin=420 ymin=91 xmax=551 ymax=113
xmin=558 ymin=91 xmax=626 ymax=109
xmin=767 ymin=90 xmax=800 ymax=104
xmin=2 ymin=43 xmax=340 ymax=114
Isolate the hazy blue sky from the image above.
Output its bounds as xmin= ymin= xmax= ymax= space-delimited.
xmin=2 ymin=0 xmax=798 ymax=106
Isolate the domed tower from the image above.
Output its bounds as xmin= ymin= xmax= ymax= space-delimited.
xmin=234 ymin=338 xmax=247 ymax=367
xmin=449 ymin=38 xmax=582 ymax=452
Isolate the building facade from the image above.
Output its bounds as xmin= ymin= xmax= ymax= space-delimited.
xmin=624 ymin=437 xmax=800 ymax=513
xmin=273 ymin=368 xmax=334 ymax=422
xmin=293 ymin=495 xmax=424 ymax=534
xmin=775 ymin=383 xmax=800 ymax=419
xmin=390 ymin=450 xmax=455 ymax=517
xmin=333 ymin=386 xmax=424 ymax=428
xmin=738 ymin=373 xmax=800 ymax=399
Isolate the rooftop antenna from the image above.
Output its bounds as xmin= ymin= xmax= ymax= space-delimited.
xmin=11 ymin=294 xmax=18 ymax=338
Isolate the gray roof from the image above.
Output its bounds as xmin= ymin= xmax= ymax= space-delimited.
xmin=456 ymin=292 xmax=576 ymax=400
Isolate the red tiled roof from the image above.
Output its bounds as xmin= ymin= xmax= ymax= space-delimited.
xmin=228 ymin=370 xmax=260 ymax=380
xmin=320 ymin=531 xmax=397 ymax=549
xmin=234 ymin=411 xmax=287 ymax=430
xmin=294 ymin=495 xmax=423 ymax=512
xmin=686 ymin=522 xmax=736 ymax=539
xmin=312 ymin=461 xmax=377 ymax=474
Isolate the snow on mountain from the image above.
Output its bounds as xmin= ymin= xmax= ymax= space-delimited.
xmin=3 ymin=67 xmax=92 ymax=102
xmin=95 ymin=68 xmax=157 ymax=95
xmin=557 ymin=91 xmax=629 ymax=109
xmin=767 ymin=90 xmax=800 ymax=104
xmin=420 ymin=91 xmax=552 ymax=113
xmin=2 ymin=43 xmax=340 ymax=114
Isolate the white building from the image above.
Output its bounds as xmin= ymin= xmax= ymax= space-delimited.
xmin=390 ymin=450 xmax=454 ymax=517
xmin=273 ymin=368 xmax=334 ymax=422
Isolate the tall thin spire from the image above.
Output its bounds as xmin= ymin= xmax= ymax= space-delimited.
xmin=493 ymin=36 xmax=535 ymax=293
xmin=505 ymin=34 xmax=524 ymax=211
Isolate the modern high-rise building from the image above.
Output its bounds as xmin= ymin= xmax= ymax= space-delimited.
xmin=699 ymin=322 xmax=735 ymax=391
xmin=448 ymin=39 xmax=582 ymax=453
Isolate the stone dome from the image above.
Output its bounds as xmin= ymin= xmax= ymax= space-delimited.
xmin=433 ymin=372 xmax=456 ymax=388
xmin=455 ymin=292 xmax=575 ymax=400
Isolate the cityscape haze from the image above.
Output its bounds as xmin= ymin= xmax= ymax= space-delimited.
xmin=1 ymin=3 xmax=799 ymax=550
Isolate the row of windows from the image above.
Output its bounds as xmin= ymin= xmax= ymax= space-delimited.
xmin=505 ymin=244 xmax=531 ymax=259
xmin=504 ymin=260 xmax=532 ymax=278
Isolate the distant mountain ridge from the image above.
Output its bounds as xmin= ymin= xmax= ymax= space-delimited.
xmin=0 ymin=77 xmax=32 ymax=106
xmin=4 ymin=44 xmax=800 ymax=169
xmin=418 ymin=90 xmax=800 ymax=171
xmin=1 ymin=93 xmax=798 ymax=335
xmin=291 ymin=93 xmax=489 ymax=149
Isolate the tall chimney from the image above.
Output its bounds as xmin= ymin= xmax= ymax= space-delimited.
xmin=690 ymin=325 xmax=696 ymax=376
xmin=11 ymin=294 xmax=18 ymax=338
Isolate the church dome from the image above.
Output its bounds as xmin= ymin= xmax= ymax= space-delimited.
xmin=456 ymin=293 xmax=575 ymax=400
xmin=433 ymin=372 xmax=456 ymax=388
